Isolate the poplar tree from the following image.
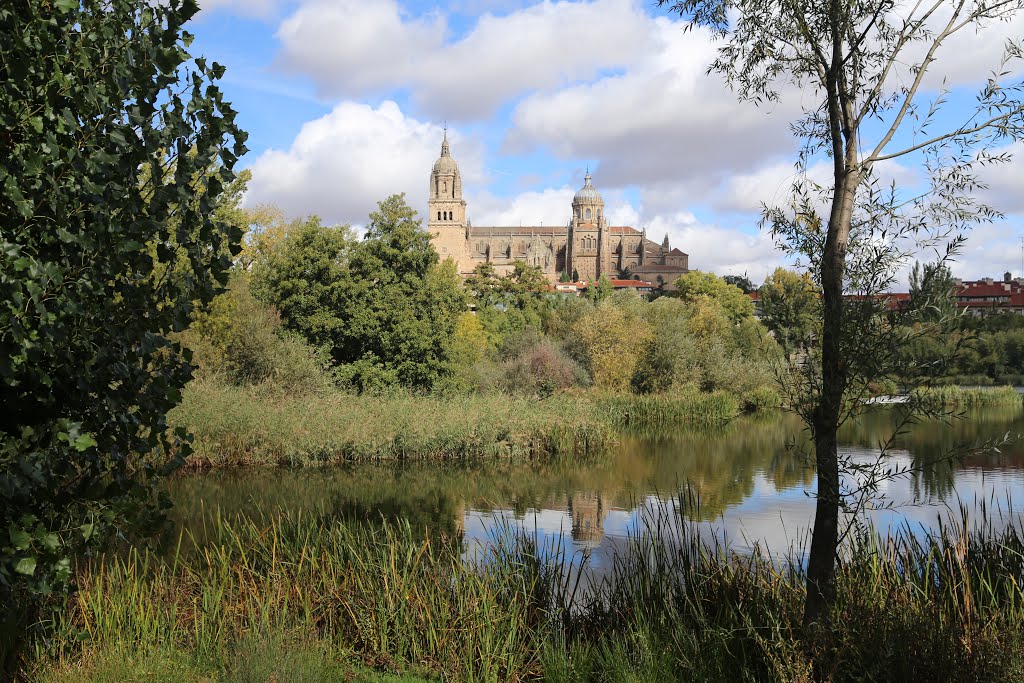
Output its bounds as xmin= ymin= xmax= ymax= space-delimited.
xmin=659 ymin=0 xmax=1024 ymax=629
xmin=0 ymin=0 xmax=244 ymax=665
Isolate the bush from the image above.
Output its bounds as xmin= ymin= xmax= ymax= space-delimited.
xmin=183 ymin=275 xmax=335 ymax=394
xmin=499 ymin=341 xmax=589 ymax=396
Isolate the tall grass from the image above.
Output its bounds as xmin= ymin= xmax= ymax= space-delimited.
xmin=171 ymin=380 xmax=779 ymax=469
xmin=30 ymin=499 xmax=1024 ymax=682
xmin=915 ymin=384 xmax=1022 ymax=409
xmin=172 ymin=380 xmax=618 ymax=468
xmin=37 ymin=512 xmax=542 ymax=682
xmin=595 ymin=388 xmax=743 ymax=428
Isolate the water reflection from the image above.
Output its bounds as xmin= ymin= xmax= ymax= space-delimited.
xmin=170 ymin=404 xmax=1024 ymax=560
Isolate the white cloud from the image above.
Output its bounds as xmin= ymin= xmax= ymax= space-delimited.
xmin=275 ymin=0 xmax=652 ymax=118
xmin=466 ymin=187 xmax=575 ymax=226
xmin=506 ymin=16 xmax=801 ymax=193
xmin=276 ymin=1 xmax=444 ymax=96
xmin=980 ymin=142 xmax=1024 ymax=215
xmin=243 ymin=100 xmax=486 ymax=225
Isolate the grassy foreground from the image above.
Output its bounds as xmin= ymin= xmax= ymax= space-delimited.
xmin=170 ymin=380 xmax=768 ymax=468
xmin=27 ymin=501 xmax=1024 ymax=683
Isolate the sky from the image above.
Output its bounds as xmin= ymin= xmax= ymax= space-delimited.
xmin=189 ymin=0 xmax=1024 ymax=285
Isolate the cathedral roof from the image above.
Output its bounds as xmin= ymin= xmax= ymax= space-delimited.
xmin=432 ymin=130 xmax=459 ymax=175
xmin=573 ymin=172 xmax=602 ymax=204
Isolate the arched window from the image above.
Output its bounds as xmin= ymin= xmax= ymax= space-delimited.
xmin=437 ymin=211 xmax=441 ymax=220
xmin=585 ymin=208 xmax=592 ymax=220
xmin=597 ymin=209 xmax=601 ymax=219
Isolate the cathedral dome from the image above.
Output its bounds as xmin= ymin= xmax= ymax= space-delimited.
xmin=432 ymin=131 xmax=458 ymax=175
xmin=573 ymin=173 xmax=602 ymax=203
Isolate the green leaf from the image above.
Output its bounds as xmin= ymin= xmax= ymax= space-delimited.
xmin=9 ymin=527 xmax=31 ymax=551
xmin=80 ymin=523 xmax=94 ymax=541
xmin=41 ymin=533 xmax=60 ymax=552
xmin=55 ymin=0 xmax=78 ymax=11
xmin=72 ymin=433 xmax=97 ymax=452
xmin=15 ymin=557 xmax=37 ymax=576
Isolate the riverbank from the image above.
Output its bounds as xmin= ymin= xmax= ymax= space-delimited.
xmin=169 ymin=380 xmax=773 ymax=469
xmin=29 ymin=504 xmax=1024 ymax=682
xmin=170 ymin=380 xmax=1021 ymax=470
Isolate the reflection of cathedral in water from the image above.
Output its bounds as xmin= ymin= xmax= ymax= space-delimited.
xmin=569 ymin=492 xmax=606 ymax=547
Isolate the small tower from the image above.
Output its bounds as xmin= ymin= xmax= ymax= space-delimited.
xmin=427 ymin=129 xmax=468 ymax=267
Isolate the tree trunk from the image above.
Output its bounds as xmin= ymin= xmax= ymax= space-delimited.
xmin=804 ymin=163 xmax=858 ymax=628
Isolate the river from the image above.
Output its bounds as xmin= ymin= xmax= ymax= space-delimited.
xmin=169 ymin=403 xmax=1024 ymax=564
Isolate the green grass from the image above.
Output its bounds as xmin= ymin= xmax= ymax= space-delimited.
xmin=171 ymin=380 xmax=618 ymax=468
xmin=170 ymin=380 xmax=777 ymax=469
xmin=36 ymin=639 xmax=439 ymax=682
xmin=915 ymin=384 xmax=1022 ymax=408
xmin=26 ymin=500 xmax=1024 ymax=683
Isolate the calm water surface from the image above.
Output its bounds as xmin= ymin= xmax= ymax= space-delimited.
xmin=170 ymin=404 xmax=1024 ymax=562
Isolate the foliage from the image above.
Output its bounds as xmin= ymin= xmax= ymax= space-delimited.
xmin=908 ymin=260 xmax=957 ymax=323
xmin=586 ymin=274 xmax=614 ymax=303
xmin=0 ymin=0 xmax=244 ymax=667
xmin=674 ymin=271 xmax=754 ymax=322
xmin=236 ymin=202 xmax=290 ymax=269
xmin=574 ymin=299 xmax=653 ymax=390
xmin=723 ymin=273 xmax=756 ymax=294
xmin=251 ymin=216 xmax=355 ymax=356
xmin=759 ymin=268 xmax=820 ymax=359
xmin=182 ymin=274 xmax=335 ymax=394
xmin=632 ymin=298 xmax=702 ymax=393
xmin=254 ymin=195 xmax=466 ymax=392
xmin=494 ymin=340 xmax=589 ymax=397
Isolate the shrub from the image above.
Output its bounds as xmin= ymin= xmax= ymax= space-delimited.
xmin=184 ymin=275 xmax=335 ymax=394
xmin=500 ymin=341 xmax=589 ymax=396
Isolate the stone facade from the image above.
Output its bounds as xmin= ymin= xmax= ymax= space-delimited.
xmin=427 ymin=133 xmax=689 ymax=282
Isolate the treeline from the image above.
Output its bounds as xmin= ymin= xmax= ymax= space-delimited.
xmin=903 ymin=316 xmax=1024 ymax=385
xmin=182 ymin=193 xmax=783 ymax=407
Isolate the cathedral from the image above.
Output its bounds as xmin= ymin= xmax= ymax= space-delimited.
xmin=427 ymin=132 xmax=689 ymax=284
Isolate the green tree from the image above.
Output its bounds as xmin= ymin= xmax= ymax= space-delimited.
xmin=258 ymin=195 xmax=465 ymax=392
xmin=723 ymin=273 xmax=756 ymax=294
xmin=0 ymin=0 xmax=244 ymax=666
xmin=674 ymin=271 xmax=754 ymax=322
xmin=251 ymin=217 xmax=356 ymax=356
xmin=908 ymin=260 xmax=957 ymax=323
xmin=587 ymin=273 xmax=614 ymax=303
xmin=660 ymin=0 xmax=1024 ymax=630
xmin=759 ymin=268 xmax=820 ymax=360
xmin=501 ymin=261 xmax=548 ymax=310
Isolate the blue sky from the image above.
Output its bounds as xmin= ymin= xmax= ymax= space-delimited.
xmin=188 ymin=0 xmax=1024 ymax=283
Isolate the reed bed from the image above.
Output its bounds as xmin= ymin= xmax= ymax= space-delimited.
xmin=915 ymin=385 xmax=1022 ymax=409
xmin=170 ymin=380 xmax=779 ymax=469
xmin=36 ymin=512 xmax=542 ymax=683
xmin=595 ymin=388 xmax=742 ymax=428
xmin=172 ymin=380 xmax=618 ymax=468
xmin=30 ymin=499 xmax=1024 ymax=682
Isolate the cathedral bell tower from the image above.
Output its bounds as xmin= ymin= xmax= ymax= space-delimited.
xmin=428 ymin=130 xmax=468 ymax=264
xmin=566 ymin=172 xmax=608 ymax=281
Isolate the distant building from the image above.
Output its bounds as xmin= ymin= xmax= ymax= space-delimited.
xmin=427 ymin=132 xmax=690 ymax=284
xmin=953 ymin=273 xmax=1024 ymax=316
